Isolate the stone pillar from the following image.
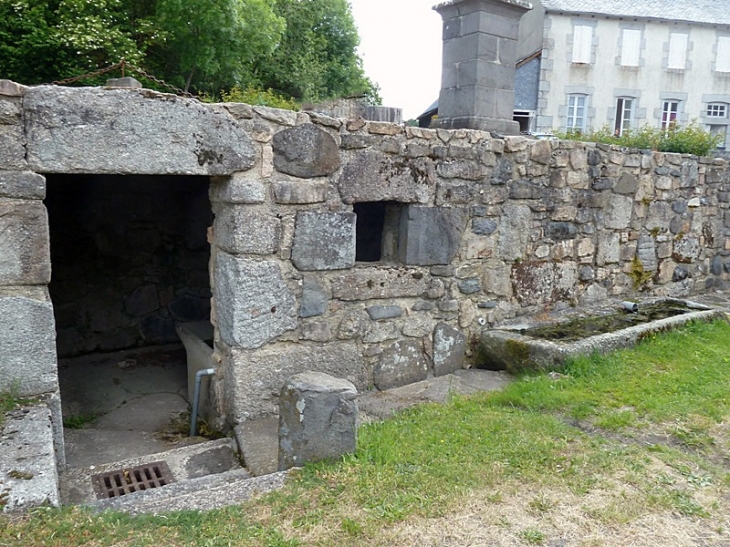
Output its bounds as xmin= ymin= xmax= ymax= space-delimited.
xmin=433 ymin=0 xmax=532 ymax=134
xmin=278 ymin=372 xmax=358 ymax=470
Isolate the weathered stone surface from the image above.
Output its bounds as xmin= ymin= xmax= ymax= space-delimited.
xmin=209 ymin=174 xmax=265 ymax=204
xmin=399 ymin=206 xmax=468 ymax=266
xmin=291 ymin=212 xmax=356 ymax=271
xmin=546 ymin=222 xmax=577 ymax=240
xmin=278 ymin=372 xmax=358 ymax=470
xmin=614 ymin=172 xmax=638 ymax=195
xmin=673 ymin=236 xmax=701 ymax=263
xmin=0 ymin=295 xmax=57 ymax=396
xmin=272 ymin=124 xmax=340 ymax=178
xmin=272 ymin=180 xmax=328 ymax=204
xmin=253 ymin=105 xmax=297 ymax=126
xmin=373 ymin=340 xmax=428 ymax=390
xmin=214 ymin=206 xmax=280 ymax=255
xmin=0 ymin=200 xmax=51 ymax=285
xmin=636 ymin=235 xmax=657 ymax=272
xmin=338 ymin=150 xmax=435 ymax=204
xmin=604 ymin=194 xmax=633 ymax=229
xmin=331 ymin=269 xmax=429 ymax=301
xmin=673 ymin=265 xmax=689 ymax=281
xmin=472 ymin=218 xmax=498 ymax=235
xmin=530 ymin=139 xmax=552 ymax=165
xmin=436 ymin=159 xmax=488 ymax=180
xmin=366 ymin=305 xmax=404 ymax=321
xmin=0 ymin=80 xmax=27 ymax=97
xmin=300 ymin=277 xmax=329 ymax=318
xmin=497 ymin=204 xmax=531 ymax=261
xmin=214 ymin=253 xmax=297 ymax=349
xmin=228 ymin=341 xmax=367 ymax=420
xmin=363 ymin=321 xmax=399 ymax=343
xmin=491 ymin=158 xmax=513 ymax=184
xmin=432 ymin=323 xmax=466 ymax=376
xmin=511 ymin=261 xmax=578 ymax=306
xmin=24 ymin=86 xmax=255 ymax=175
xmin=0 ymin=124 xmax=26 ymax=170
xmin=458 ymin=278 xmax=481 ymax=294
xmin=0 ymin=172 xmax=46 ymax=200
xmin=300 ymin=321 xmax=332 ymax=342
xmin=0 ymin=97 xmax=21 ymax=124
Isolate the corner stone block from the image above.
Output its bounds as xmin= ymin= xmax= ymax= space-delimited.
xmin=0 ymin=199 xmax=51 ymax=285
xmin=432 ymin=323 xmax=467 ymax=377
xmin=272 ymin=123 xmax=340 ymax=178
xmin=0 ymin=124 xmax=27 ymax=170
xmin=374 ymin=340 xmax=428 ymax=390
xmin=278 ymin=371 xmax=358 ymax=470
xmin=0 ymin=171 xmax=46 ymax=200
xmin=399 ymin=205 xmax=468 ymax=266
xmin=0 ymin=294 xmax=58 ymax=396
xmin=292 ymin=211 xmax=356 ymax=271
xmin=214 ymin=253 xmax=297 ymax=349
xmin=209 ymin=173 xmax=265 ymax=204
xmin=213 ymin=205 xmax=280 ymax=255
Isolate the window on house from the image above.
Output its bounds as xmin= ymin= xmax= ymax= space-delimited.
xmin=572 ymin=25 xmax=593 ymax=64
xmin=710 ymin=125 xmax=727 ymax=150
xmin=621 ymin=29 xmax=641 ymax=67
xmin=354 ymin=202 xmax=403 ymax=262
xmin=661 ymin=101 xmax=679 ymax=131
xmin=566 ymin=94 xmax=587 ymax=132
xmin=668 ymin=33 xmax=688 ymax=70
xmin=717 ymin=36 xmax=730 ymax=72
xmin=707 ymin=103 xmax=728 ymax=118
xmin=614 ymin=98 xmax=634 ymax=136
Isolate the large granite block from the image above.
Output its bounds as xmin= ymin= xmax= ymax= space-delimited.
xmin=399 ymin=205 xmax=468 ymax=266
xmin=0 ymin=171 xmax=46 ymax=200
xmin=214 ymin=253 xmax=296 ymax=349
xmin=278 ymin=372 xmax=357 ymax=470
xmin=272 ymin=123 xmax=340 ymax=178
xmin=291 ymin=212 xmax=356 ymax=271
xmin=0 ymin=199 xmax=51 ymax=285
xmin=374 ymin=340 xmax=428 ymax=390
xmin=0 ymin=294 xmax=58 ymax=396
xmin=24 ymin=86 xmax=255 ymax=175
xmin=213 ymin=205 xmax=280 ymax=255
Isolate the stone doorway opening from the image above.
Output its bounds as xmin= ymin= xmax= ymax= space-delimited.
xmin=43 ymin=174 xmax=213 ymax=467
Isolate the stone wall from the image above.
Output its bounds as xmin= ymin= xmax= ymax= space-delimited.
xmin=207 ymin=104 xmax=730 ymax=422
xmin=1 ymin=81 xmax=729 ymax=431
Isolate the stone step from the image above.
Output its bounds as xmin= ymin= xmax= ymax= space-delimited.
xmin=89 ymin=467 xmax=289 ymax=515
xmin=60 ymin=437 xmax=243 ymax=505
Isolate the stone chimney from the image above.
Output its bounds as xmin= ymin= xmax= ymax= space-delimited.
xmin=433 ymin=0 xmax=532 ymax=134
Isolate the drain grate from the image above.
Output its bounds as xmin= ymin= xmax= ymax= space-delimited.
xmin=91 ymin=461 xmax=175 ymax=499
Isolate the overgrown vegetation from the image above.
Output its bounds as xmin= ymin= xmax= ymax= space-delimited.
xmin=2 ymin=320 xmax=730 ymax=545
xmin=0 ymin=384 xmax=31 ymax=428
xmin=0 ymin=0 xmax=379 ymax=103
xmin=220 ymin=86 xmax=300 ymax=111
xmin=556 ymin=122 xmax=722 ymax=157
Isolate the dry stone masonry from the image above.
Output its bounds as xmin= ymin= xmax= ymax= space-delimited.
xmin=2 ymin=81 xmax=730 ymax=452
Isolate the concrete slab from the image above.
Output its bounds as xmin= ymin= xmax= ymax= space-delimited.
xmin=235 ymin=417 xmax=278 ymax=476
xmin=1 ymin=403 xmax=60 ymax=512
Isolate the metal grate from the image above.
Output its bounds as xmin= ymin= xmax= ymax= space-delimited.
xmin=91 ymin=461 xmax=175 ymax=499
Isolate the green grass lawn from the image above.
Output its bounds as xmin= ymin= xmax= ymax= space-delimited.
xmin=3 ymin=320 xmax=730 ymax=546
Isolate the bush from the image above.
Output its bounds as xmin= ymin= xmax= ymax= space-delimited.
xmin=220 ymin=86 xmax=299 ymax=111
xmin=555 ymin=122 xmax=722 ymax=157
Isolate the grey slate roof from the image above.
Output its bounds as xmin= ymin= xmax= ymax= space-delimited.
xmin=542 ymin=0 xmax=730 ymax=26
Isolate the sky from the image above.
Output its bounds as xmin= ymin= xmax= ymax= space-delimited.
xmin=348 ymin=0 xmax=443 ymax=121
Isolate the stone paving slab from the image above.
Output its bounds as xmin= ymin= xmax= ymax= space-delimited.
xmin=0 ymin=403 xmax=59 ymax=512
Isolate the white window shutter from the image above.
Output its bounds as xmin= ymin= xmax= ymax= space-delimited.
xmin=572 ymin=26 xmax=593 ymax=64
xmin=717 ymin=36 xmax=730 ymax=73
xmin=621 ymin=29 xmax=641 ymax=67
xmin=668 ymin=33 xmax=688 ymax=69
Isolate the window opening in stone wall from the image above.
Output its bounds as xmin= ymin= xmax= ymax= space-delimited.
xmin=44 ymin=174 xmax=213 ymax=468
xmin=614 ymin=97 xmax=634 ymax=136
xmin=354 ymin=201 xmax=403 ymax=263
xmin=662 ymin=100 xmax=679 ymax=132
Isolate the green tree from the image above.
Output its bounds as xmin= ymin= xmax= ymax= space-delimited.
xmin=0 ymin=0 xmax=143 ymax=85
xmin=151 ymin=0 xmax=284 ymax=93
xmin=258 ymin=0 xmax=378 ymax=102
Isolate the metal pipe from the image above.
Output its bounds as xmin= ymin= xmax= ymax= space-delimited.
xmin=190 ymin=368 xmax=215 ymax=437
xmin=621 ymin=301 xmax=639 ymax=313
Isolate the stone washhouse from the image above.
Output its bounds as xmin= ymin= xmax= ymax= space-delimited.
xmin=2 ymin=76 xmax=730 ymax=482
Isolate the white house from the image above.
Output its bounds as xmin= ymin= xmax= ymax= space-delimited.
xmin=536 ymin=0 xmax=730 ymax=148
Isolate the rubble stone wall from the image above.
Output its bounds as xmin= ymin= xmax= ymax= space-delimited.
xmin=1 ymin=81 xmax=729 ymax=428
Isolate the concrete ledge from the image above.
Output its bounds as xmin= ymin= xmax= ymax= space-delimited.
xmin=0 ymin=404 xmax=60 ymax=512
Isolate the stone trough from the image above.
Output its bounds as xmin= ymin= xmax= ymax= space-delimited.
xmin=479 ymin=298 xmax=724 ymax=373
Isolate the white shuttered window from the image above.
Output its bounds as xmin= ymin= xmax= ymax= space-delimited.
xmin=621 ymin=29 xmax=641 ymax=67
xmin=717 ymin=36 xmax=730 ymax=73
xmin=668 ymin=33 xmax=688 ymax=70
xmin=572 ymin=25 xmax=593 ymax=64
